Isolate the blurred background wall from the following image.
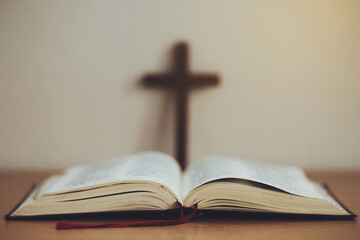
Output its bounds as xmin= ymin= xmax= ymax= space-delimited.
xmin=0 ymin=0 xmax=359 ymax=169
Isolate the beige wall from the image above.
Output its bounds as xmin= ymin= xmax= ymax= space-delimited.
xmin=0 ymin=0 xmax=359 ymax=169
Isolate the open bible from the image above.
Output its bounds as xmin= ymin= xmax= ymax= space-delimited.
xmin=7 ymin=152 xmax=355 ymax=219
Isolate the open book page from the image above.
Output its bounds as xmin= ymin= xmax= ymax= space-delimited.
xmin=183 ymin=156 xmax=324 ymax=200
xmin=42 ymin=152 xmax=182 ymax=199
xmin=314 ymin=183 xmax=349 ymax=214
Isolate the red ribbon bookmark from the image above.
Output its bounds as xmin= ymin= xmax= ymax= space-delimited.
xmin=56 ymin=205 xmax=198 ymax=230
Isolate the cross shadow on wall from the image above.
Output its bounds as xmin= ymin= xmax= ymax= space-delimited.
xmin=134 ymin=44 xmax=176 ymax=156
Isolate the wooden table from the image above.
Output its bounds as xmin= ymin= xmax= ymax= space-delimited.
xmin=0 ymin=170 xmax=359 ymax=240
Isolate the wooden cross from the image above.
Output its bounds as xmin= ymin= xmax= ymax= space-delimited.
xmin=143 ymin=42 xmax=220 ymax=169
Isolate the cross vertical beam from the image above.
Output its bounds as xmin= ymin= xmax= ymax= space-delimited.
xmin=175 ymin=44 xmax=188 ymax=171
